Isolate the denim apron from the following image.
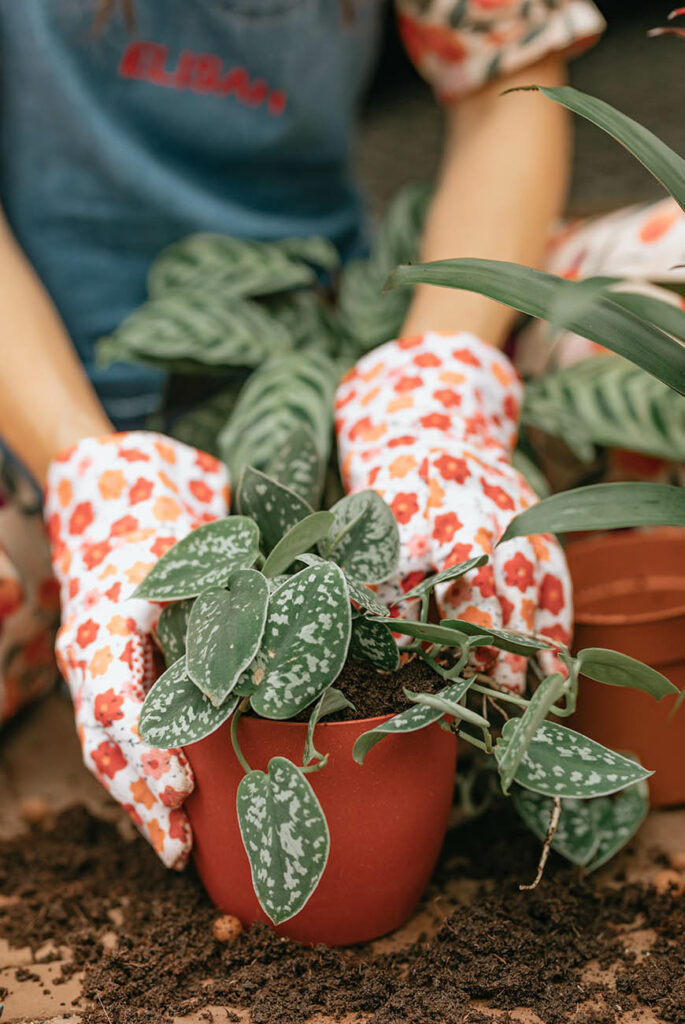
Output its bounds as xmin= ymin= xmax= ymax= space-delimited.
xmin=0 ymin=1 xmax=383 ymax=425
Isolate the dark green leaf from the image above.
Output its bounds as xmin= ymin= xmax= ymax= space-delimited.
xmin=236 ymin=467 xmax=313 ymax=554
xmin=577 ymin=648 xmax=678 ymax=699
xmin=397 ymin=555 xmax=489 ymax=604
xmin=323 ymin=491 xmax=400 ymax=584
xmin=265 ymin=425 xmax=325 ymax=507
xmin=155 ymin=600 xmax=193 ymax=667
xmin=139 ymin=656 xmax=237 ymax=747
xmin=349 ymin=616 xmax=400 ymax=671
xmin=262 ymin=512 xmax=334 ymax=577
xmin=344 ymin=575 xmax=389 ymax=616
xmin=611 ymin=290 xmax=685 ymax=344
xmin=585 ymin=780 xmax=650 ymax=871
xmin=237 ymin=757 xmax=329 ymax=925
xmin=500 ymin=482 xmax=685 ymax=543
xmin=376 ymin=618 xmax=470 ymax=647
xmin=303 ymin=687 xmax=354 ymax=765
xmin=439 ymin=618 xmax=553 ymax=655
xmin=133 ymin=518 xmax=260 ymax=601
xmin=496 ymin=673 xmax=568 ymax=793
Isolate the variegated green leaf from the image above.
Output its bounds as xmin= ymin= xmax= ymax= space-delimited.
xmin=155 ymin=599 xmax=194 ymax=667
xmin=276 ymin=236 xmax=340 ymax=272
xmin=344 ymin=575 xmax=389 ymax=617
xmin=303 ymin=687 xmax=354 ymax=766
xmin=139 ymin=656 xmax=237 ymax=747
xmin=378 ymin=618 xmax=470 ymax=647
xmin=261 ymin=512 xmax=334 ymax=577
xmin=513 ymin=788 xmax=602 ymax=866
xmin=349 ymin=616 xmax=400 ymax=671
xmin=439 ymin=618 xmax=553 ymax=656
xmin=148 ymin=233 xmax=317 ymax=299
xmin=577 ymin=648 xmax=678 ymax=699
xmin=186 ymin=572 xmax=268 ymax=707
xmin=396 ymin=555 xmax=489 ymax=604
xmin=353 ymin=677 xmax=471 ymax=764
xmin=236 ymin=467 xmax=313 ymax=554
xmin=249 ymin=563 xmax=351 ymax=719
xmin=496 ymin=673 xmax=568 ymax=793
xmin=585 ymin=780 xmax=650 ymax=872
xmin=237 ymin=757 xmax=330 ymax=925
xmin=133 ymin=518 xmax=260 ymax=601
xmin=495 ymin=719 xmax=652 ymax=799
xmin=266 ymin=425 xmax=325 ymax=507
xmin=169 ymin=381 xmax=244 ymax=458
xmin=323 ymin=491 xmax=400 ymax=584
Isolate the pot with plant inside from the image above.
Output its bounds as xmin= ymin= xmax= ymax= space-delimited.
xmin=135 ymin=467 xmax=676 ymax=947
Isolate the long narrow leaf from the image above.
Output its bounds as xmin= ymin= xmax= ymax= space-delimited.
xmin=500 ymin=482 xmax=685 ymax=543
xmin=610 ymin=291 xmax=685 ymax=343
xmin=385 ymin=259 xmax=685 ymax=394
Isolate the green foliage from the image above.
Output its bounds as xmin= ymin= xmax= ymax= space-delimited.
xmin=261 ymin=512 xmax=335 ymax=577
xmin=303 ymin=688 xmax=354 ymax=766
xmin=237 ymin=757 xmax=330 ymax=924
xmin=349 ymin=616 xmax=400 ymax=672
xmin=236 ymin=467 xmax=313 ymax=554
xmin=139 ymin=656 xmax=238 ymax=747
xmin=396 ymin=555 xmax=488 ymax=604
xmin=155 ymin=599 xmax=193 ymax=667
xmin=577 ymin=648 xmax=678 ymax=699
xmin=322 ymin=490 xmax=400 ymax=584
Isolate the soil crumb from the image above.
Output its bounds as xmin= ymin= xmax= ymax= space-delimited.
xmin=1 ymin=805 xmax=683 ymax=1024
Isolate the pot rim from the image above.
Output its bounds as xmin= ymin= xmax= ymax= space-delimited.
xmin=242 ymin=709 xmax=399 ymax=729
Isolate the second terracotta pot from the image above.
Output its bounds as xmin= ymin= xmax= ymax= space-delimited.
xmin=184 ymin=711 xmax=457 ymax=946
xmin=566 ymin=528 xmax=685 ymax=808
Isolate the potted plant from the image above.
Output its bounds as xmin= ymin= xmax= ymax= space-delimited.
xmin=134 ymin=464 xmax=675 ymax=946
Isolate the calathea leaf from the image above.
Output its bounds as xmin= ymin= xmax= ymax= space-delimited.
xmin=133 ymin=518 xmax=260 ymax=601
xmin=276 ymin=235 xmax=340 ymax=272
xmin=396 ymin=555 xmax=488 ymax=604
xmin=261 ymin=512 xmax=334 ymax=578
xmin=265 ymin=425 xmax=326 ymax=507
xmin=496 ymin=673 xmax=568 ymax=793
xmin=495 ymin=719 xmax=652 ymax=799
xmin=577 ymin=648 xmax=678 ymax=699
xmin=236 ymin=467 xmax=313 ymax=554
xmin=303 ymin=687 xmax=355 ymax=766
xmin=185 ymin=571 xmax=269 ymax=707
xmin=249 ymin=563 xmax=351 ymax=720
xmin=237 ymin=757 xmax=330 ymax=925
xmin=353 ymin=677 xmax=471 ymax=764
xmin=155 ymin=599 xmax=194 ymax=667
xmin=349 ymin=616 xmax=400 ymax=672
xmin=322 ymin=491 xmax=400 ymax=584
xmin=138 ymin=656 xmax=238 ymax=748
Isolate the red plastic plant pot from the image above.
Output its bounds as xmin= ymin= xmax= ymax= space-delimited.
xmin=566 ymin=528 xmax=685 ymax=808
xmin=184 ymin=711 xmax=457 ymax=946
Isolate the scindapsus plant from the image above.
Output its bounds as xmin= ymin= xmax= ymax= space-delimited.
xmin=134 ymin=465 xmax=676 ymax=942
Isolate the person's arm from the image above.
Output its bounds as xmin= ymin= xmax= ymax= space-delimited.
xmin=0 ymin=209 xmax=112 ymax=484
xmin=401 ymin=52 xmax=570 ymax=348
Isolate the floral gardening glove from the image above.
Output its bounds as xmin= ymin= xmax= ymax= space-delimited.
xmin=336 ymin=332 xmax=572 ymax=694
xmin=44 ymin=432 xmax=228 ymax=867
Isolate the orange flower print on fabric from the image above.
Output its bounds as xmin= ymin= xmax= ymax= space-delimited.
xmin=391 ymin=492 xmax=420 ymax=525
xmin=150 ymin=536 xmax=177 ymax=559
xmin=91 ymin=739 xmax=127 ymax=778
xmin=432 ymin=512 xmax=462 ymax=544
xmin=434 ymin=388 xmax=462 ymax=408
xmin=98 ymin=469 xmax=126 ymax=501
xmin=89 ymin=646 xmax=114 ymax=677
xmin=76 ymin=619 xmax=99 ymax=648
xmin=435 ymin=454 xmax=470 ymax=483
xmin=141 ymin=749 xmax=173 ymax=779
xmin=94 ymin=688 xmax=125 ymax=727
xmin=481 ymin=479 xmax=515 ymax=512
xmin=69 ymin=501 xmax=94 ymax=536
xmin=503 ymin=552 xmax=535 ymax=593
xmin=539 ymin=573 xmax=566 ymax=615
xmin=129 ymin=477 xmax=154 ymax=504
xmin=130 ymin=778 xmax=156 ymax=811
xmin=83 ymin=540 xmax=112 ymax=570
xmin=188 ymin=479 xmax=213 ymax=503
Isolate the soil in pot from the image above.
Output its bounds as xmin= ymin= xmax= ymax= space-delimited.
xmin=566 ymin=528 xmax=685 ymax=808
xmin=183 ymin=656 xmax=458 ymax=947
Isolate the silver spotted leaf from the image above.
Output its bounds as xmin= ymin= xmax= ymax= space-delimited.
xmin=322 ymin=491 xmax=400 ymax=585
xmin=397 ymin=555 xmax=488 ymax=604
xmin=186 ymin=571 xmax=268 ymax=707
xmin=353 ymin=678 xmax=471 ymax=764
xmin=512 ymin=788 xmax=602 ymax=867
xmin=133 ymin=518 xmax=260 ymax=601
xmin=236 ymin=467 xmax=313 ymax=554
xmin=495 ymin=719 xmax=653 ymax=799
xmin=303 ymin=687 xmax=355 ymax=766
xmin=138 ymin=656 xmax=237 ymax=748
xmin=249 ymin=563 xmax=351 ymax=720
xmin=265 ymin=425 xmax=325 ymax=508
xmin=156 ymin=599 xmax=194 ymax=667
xmin=439 ymin=618 xmax=553 ymax=656
xmin=344 ymin=575 xmax=388 ymax=617
xmin=348 ymin=616 xmax=400 ymax=672
xmin=585 ymin=779 xmax=650 ymax=872
xmin=376 ymin=618 xmax=470 ymax=647
xmin=496 ymin=673 xmax=568 ymax=793
xmin=237 ymin=757 xmax=330 ymax=925
xmin=261 ymin=512 xmax=334 ymax=578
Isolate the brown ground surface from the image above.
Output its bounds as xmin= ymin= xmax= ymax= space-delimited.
xmin=1 ymin=693 xmax=683 ymax=1024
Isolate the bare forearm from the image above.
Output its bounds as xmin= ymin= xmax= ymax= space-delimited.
xmin=402 ymin=54 xmax=571 ymax=348
xmin=0 ymin=212 xmax=112 ymax=484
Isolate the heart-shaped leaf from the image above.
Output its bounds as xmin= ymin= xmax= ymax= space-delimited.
xmin=303 ymin=687 xmax=354 ymax=766
xmin=155 ymin=599 xmax=194 ymax=667
xmin=236 ymin=467 xmax=313 ymax=554
xmin=353 ymin=678 xmax=471 ymax=764
xmin=577 ymin=648 xmax=678 ymax=699
xmin=585 ymin=779 xmax=650 ymax=872
xmin=249 ymin=563 xmax=351 ymax=719
xmin=513 ymin=788 xmax=602 ymax=867
xmin=349 ymin=616 xmax=400 ymax=671
xmin=323 ymin=491 xmax=400 ymax=584
xmin=495 ymin=719 xmax=652 ymax=799
xmin=396 ymin=555 xmax=489 ymax=604
xmin=265 ymin=425 xmax=326 ymax=507
xmin=262 ymin=512 xmax=334 ymax=577
xmin=133 ymin=518 xmax=260 ymax=601
xmin=237 ymin=757 xmax=330 ymax=925
xmin=439 ymin=618 xmax=553 ymax=656
xmin=186 ymin=571 xmax=269 ymax=707
xmin=139 ymin=656 xmax=237 ymax=748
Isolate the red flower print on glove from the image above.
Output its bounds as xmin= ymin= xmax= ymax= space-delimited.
xmin=336 ymin=332 xmax=573 ymax=694
xmin=44 ymin=432 xmax=229 ymax=868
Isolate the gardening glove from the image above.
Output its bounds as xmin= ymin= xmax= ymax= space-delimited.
xmin=336 ymin=332 xmax=572 ymax=695
xmin=44 ymin=432 xmax=228 ymax=868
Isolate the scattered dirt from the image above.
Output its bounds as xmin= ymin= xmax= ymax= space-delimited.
xmin=288 ymin=655 xmax=444 ymax=723
xmin=1 ymin=804 xmax=683 ymax=1024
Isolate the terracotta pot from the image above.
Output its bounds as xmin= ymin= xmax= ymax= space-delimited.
xmin=566 ymin=528 xmax=685 ymax=808
xmin=184 ymin=712 xmax=457 ymax=946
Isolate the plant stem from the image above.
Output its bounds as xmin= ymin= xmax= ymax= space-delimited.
xmin=519 ymin=797 xmax=562 ymax=891
xmin=455 ymin=728 xmax=489 ymax=753
xmin=301 ymin=754 xmax=330 ymax=774
xmin=230 ymin=699 xmax=253 ymax=775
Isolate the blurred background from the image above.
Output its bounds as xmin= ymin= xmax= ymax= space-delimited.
xmin=358 ymin=0 xmax=685 ymax=218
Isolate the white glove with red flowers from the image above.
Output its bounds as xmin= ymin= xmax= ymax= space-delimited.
xmin=336 ymin=332 xmax=572 ymax=694
xmin=44 ymin=432 xmax=228 ymax=868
